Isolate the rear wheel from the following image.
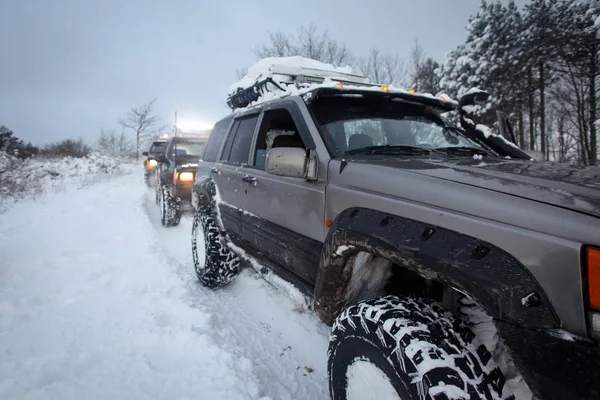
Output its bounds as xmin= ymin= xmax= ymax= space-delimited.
xmin=191 ymin=204 xmax=240 ymax=288
xmin=159 ymin=186 xmax=181 ymax=227
xmin=328 ymin=296 xmax=514 ymax=400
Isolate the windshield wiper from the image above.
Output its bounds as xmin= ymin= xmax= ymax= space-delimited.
xmin=435 ymin=146 xmax=489 ymax=157
xmin=344 ymin=145 xmax=431 ymax=156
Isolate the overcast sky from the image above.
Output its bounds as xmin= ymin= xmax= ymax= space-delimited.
xmin=0 ymin=0 xmax=527 ymax=146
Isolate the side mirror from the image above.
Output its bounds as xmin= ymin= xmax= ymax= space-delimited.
xmin=266 ymin=147 xmax=316 ymax=179
xmin=142 ymin=151 xmax=149 ymax=156
xmin=458 ymin=89 xmax=490 ymax=108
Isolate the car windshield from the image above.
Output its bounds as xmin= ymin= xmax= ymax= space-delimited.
xmin=149 ymin=142 xmax=166 ymax=155
xmin=175 ymin=141 xmax=205 ymax=157
xmin=309 ymin=96 xmax=486 ymax=157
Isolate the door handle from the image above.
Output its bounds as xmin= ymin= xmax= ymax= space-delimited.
xmin=242 ymin=176 xmax=257 ymax=183
xmin=211 ymin=167 xmax=220 ymax=174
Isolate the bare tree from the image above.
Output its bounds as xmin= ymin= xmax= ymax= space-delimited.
xmin=252 ymin=24 xmax=353 ymax=67
xmin=358 ymin=47 xmax=409 ymax=87
xmin=119 ymin=99 xmax=163 ymax=160
xmin=235 ymin=68 xmax=248 ymax=80
xmin=254 ymin=31 xmax=295 ymax=58
xmin=97 ymin=129 xmax=135 ymax=158
xmin=410 ymin=38 xmax=425 ymax=89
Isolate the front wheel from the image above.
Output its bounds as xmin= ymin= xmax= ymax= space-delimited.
xmin=191 ymin=204 xmax=240 ymax=288
xmin=328 ymin=296 xmax=514 ymax=400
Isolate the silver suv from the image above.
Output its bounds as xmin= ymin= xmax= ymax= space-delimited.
xmin=190 ymin=72 xmax=600 ymax=400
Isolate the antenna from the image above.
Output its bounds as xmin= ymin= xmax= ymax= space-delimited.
xmin=174 ymin=111 xmax=178 ymax=137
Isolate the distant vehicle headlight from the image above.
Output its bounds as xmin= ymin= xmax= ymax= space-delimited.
xmin=178 ymin=172 xmax=194 ymax=181
xmin=147 ymin=159 xmax=158 ymax=167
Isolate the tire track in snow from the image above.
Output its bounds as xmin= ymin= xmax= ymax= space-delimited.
xmin=0 ymin=170 xmax=271 ymax=400
xmin=142 ymin=188 xmax=331 ymax=400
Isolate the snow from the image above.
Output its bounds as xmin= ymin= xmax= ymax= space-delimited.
xmin=546 ymin=329 xmax=584 ymax=342
xmin=476 ymin=123 xmax=520 ymax=149
xmin=0 ymin=167 xmax=330 ymax=400
xmin=229 ymin=56 xmax=356 ymax=94
xmin=226 ymin=241 xmax=310 ymax=310
xmin=458 ymin=297 xmax=533 ymax=400
xmin=464 ymin=87 xmax=488 ymax=96
xmin=345 ymin=359 xmax=401 ymax=400
xmin=0 ymin=152 xmax=124 ymax=212
xmin=228 ymin=56 xmax=458 ymax=111
xmin=344 ymin=252 xmax=392 ymax=305
xmin=334 ymin=245 xmax=355 ymax=256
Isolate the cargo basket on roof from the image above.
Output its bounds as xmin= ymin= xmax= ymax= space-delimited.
xmin=226 ymin=60 xmax=373 ymax=110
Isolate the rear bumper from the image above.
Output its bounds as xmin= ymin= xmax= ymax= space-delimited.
xmin=497 ymin=320 xmax=600 ymax=400
xmin=174 ymin=182 xmax=193 ymax=201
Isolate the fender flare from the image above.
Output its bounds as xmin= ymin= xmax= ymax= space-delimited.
xmin=191 ymin=176 xmax=216 ymax=211
xmin=314 ymin=207 xmax=560 ymax=328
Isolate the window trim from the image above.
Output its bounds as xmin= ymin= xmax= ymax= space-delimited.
xmin=247 ymin=102 xmax=315 ymax=171
xmin=220 ymin=112 xmax=261 ymax=166
xmin=202 ymin=116 xmax=233 ymax=162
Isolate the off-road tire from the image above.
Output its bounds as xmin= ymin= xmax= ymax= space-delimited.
xmin=145 ymin=171 xmax=156 ymax=187
xmin=155 ymin=182 xmax=161 ymax=205
xmin=191 ymin=204 xmax=240 ymax=288
xmin=159 ymin=185 xmax=181 ymax=227
xmin=328 ymin=296 xmax=514 ymax=400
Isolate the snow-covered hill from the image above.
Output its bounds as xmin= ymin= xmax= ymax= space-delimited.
xmin=0 ymin=167 xmax=330 ymax=400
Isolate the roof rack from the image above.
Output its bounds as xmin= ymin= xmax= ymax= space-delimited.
xmin=227 ymin=62 xmax=373 ymax=110
xmin=226 ymin=57 xmax=458 ymax=112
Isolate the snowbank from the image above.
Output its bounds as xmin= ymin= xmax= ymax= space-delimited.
xmin=0 ymin=151 xmax=131 ymax=212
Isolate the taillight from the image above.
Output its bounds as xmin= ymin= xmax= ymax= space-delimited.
xmin=587 ymin=247 xmax=600 ymax=310
xmin=586 ymin=246 xmax=600 ymax=339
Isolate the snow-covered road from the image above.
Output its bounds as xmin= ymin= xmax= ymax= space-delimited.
xmin=0 ymin=167 xmax=330 ymax=400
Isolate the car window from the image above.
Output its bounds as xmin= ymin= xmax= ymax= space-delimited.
xmin=203 ymin=117 xmax=232 ymax=162
xmin=310 ymin=96 xmax=484 ymax=156
xmin=220 ymin=120 xmax=241 ymax=162
xmin=175 ymin=142 xmax=205 ymax=157
xmin=251 ymin=109 xmax=305 ymax=170
xmin=221 ymin=115 xmax=259 ymax=164
xmin=149 ymin=142 xmax=166 ymax=155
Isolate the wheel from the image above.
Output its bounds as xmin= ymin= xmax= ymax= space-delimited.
xmin=146 ymin=172 xmax=156 ymax=187
xmin=159 ymin=185 xmax=181 ymax=227
xmin=328 ymin=296 xmax=514 ymax=400
xmin=191 ymin=204 xmax=240 ymax=288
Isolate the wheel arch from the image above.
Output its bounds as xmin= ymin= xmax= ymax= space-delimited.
xmin=314 ymin=207 xmax=560 ymax=329
xmin=191 ymin=175 xmax=216 ymax=211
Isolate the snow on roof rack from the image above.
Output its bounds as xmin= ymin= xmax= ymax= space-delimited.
xmin=227 ymin=57 xmax=458 ymax=111
xmin=227 ymin=56 xmax=372 ymax=110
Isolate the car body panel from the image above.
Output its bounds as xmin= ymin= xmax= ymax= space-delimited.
xmin=325 ymin=158 xmax=600 ymax=336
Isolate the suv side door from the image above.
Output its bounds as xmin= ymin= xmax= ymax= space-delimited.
xmin=211 ymin=112 xmax=260 ymax=237
xmin=241 ymin=102 xmax=326 ymax=286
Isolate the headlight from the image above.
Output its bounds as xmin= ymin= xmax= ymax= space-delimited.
xmin=147 ymin=159 xmax=158 ymax=167
xmin=178 ymin=172 xmax=194 ymax=181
